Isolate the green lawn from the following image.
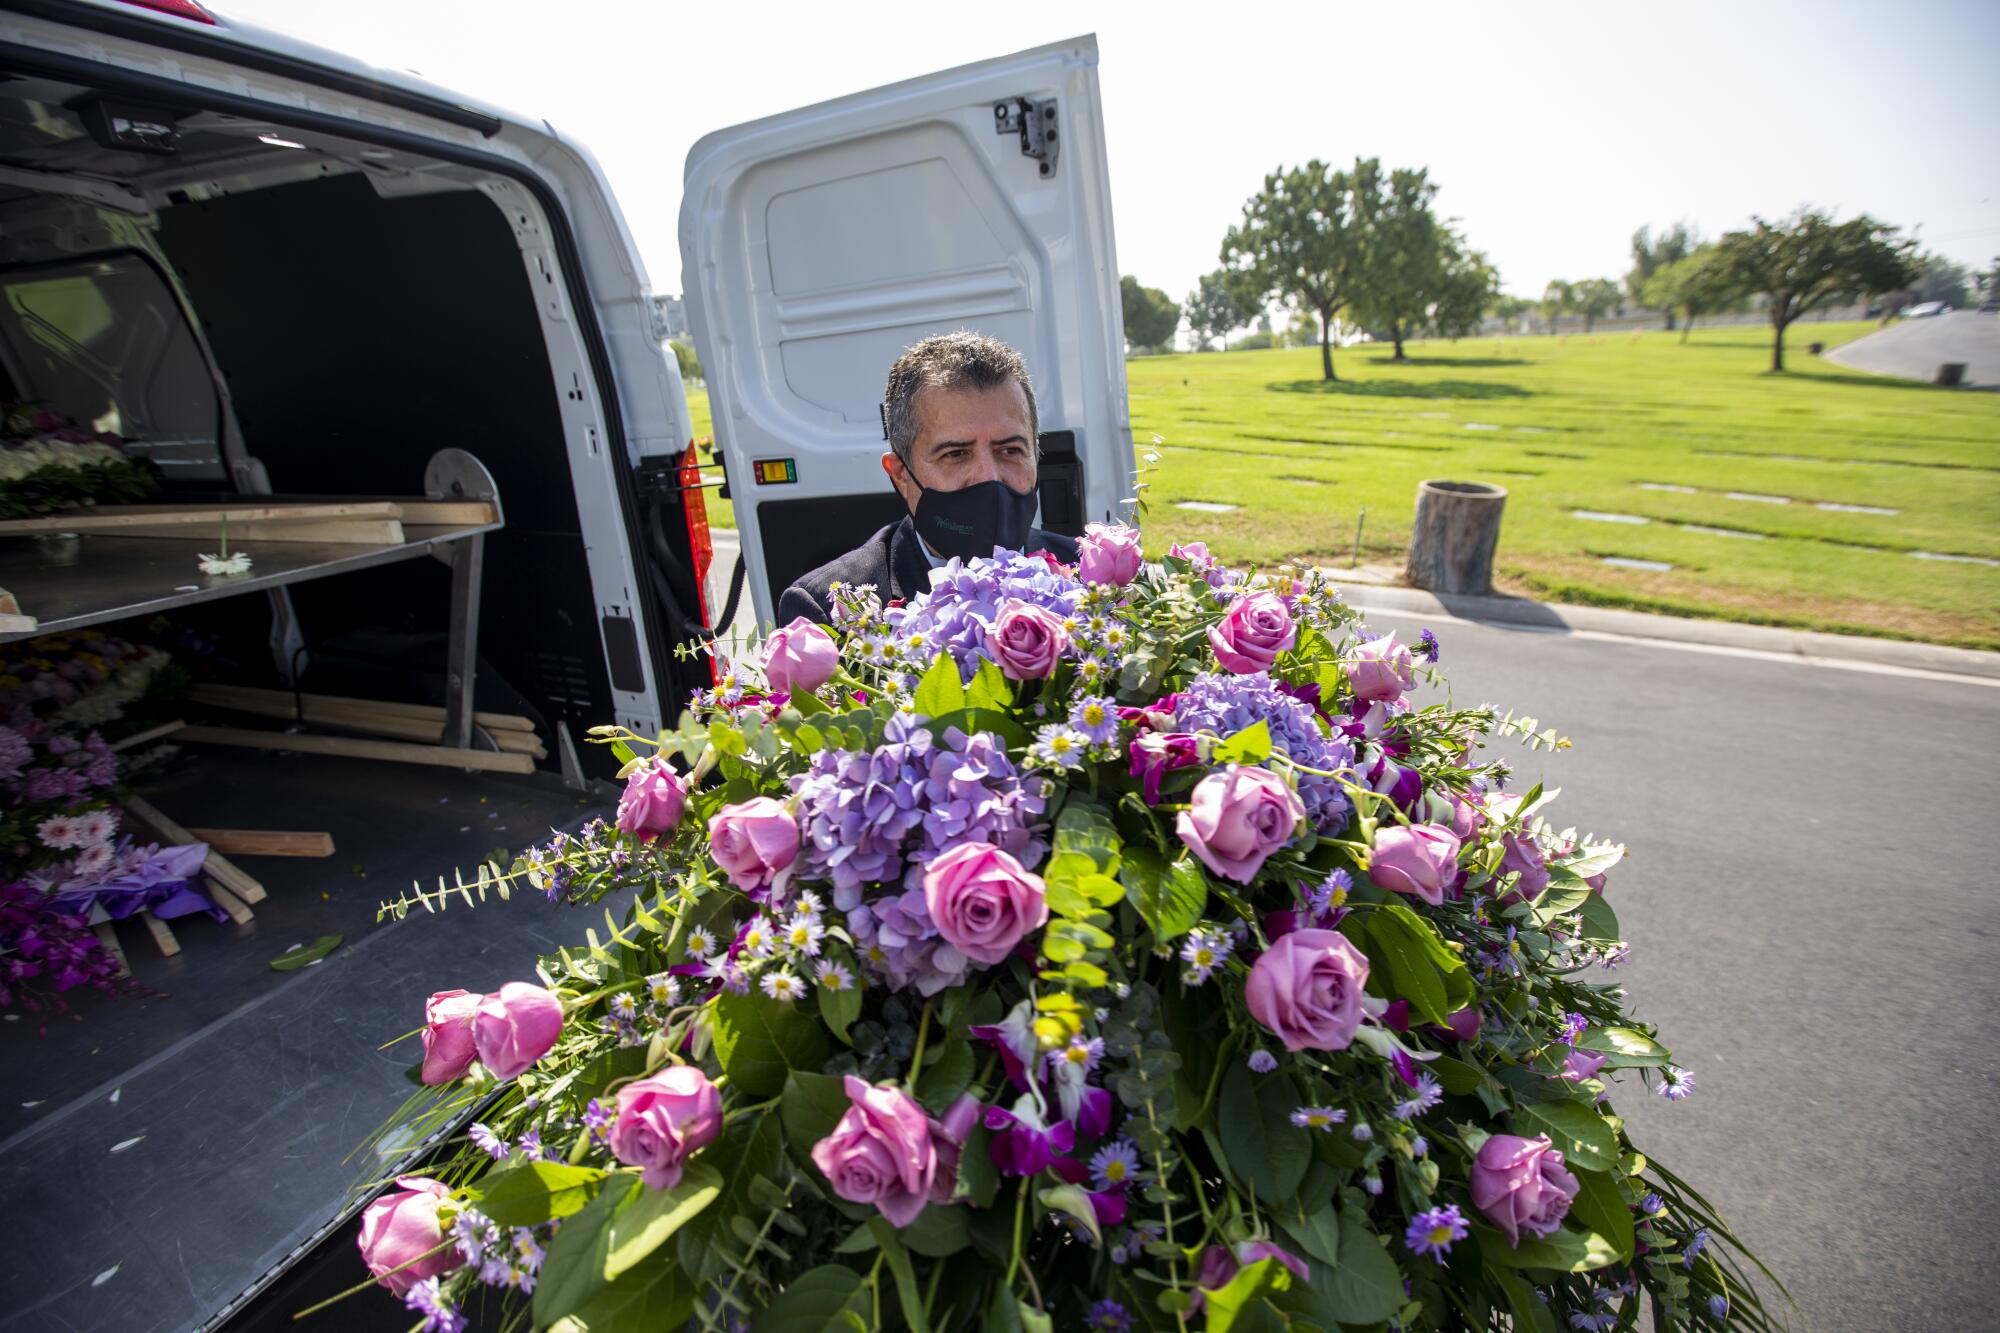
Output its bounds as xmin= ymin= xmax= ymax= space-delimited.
xmin=688 ymin=321 xmax=2000 ymax=649
xmin=1127 ymin=322 xmax=2000 ymax=649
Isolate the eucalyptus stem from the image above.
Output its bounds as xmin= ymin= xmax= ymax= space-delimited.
xmin=1143 ymin=1096 xmax=1190 ymax=1331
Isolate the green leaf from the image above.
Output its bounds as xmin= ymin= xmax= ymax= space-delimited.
xmin=1213 ymin=719 xmax=1272 ymax=764
xmin=554 ymin=1255 xmax=694 ymax=1333
xmin=1488 ymin=1266 xmax=1561 ymax=1333
xmin=1565 ymin=1168 xmax=1636 ymax=1263
xmin=1475 ymin=1222 xmax=1625 ymax=1272
xmin=268 ymin=934 xmax=342 ymax=971
xmin=916 ymin=1038 xmax=975 ymax=1114
xmin=1562 ymin=842 xmax=1624 ymax=878
xmin=1574 ymin=1025 xmax=1666 ymax=1068
xmin=1512 ymin=1096 xmax=1620 ymax=1173
xmin=1121 ymin=847 xmax=1207 ymax=944
xmin=1326 ymin=1208 xmax=1405 ymax=1323
xmin=533 ymin=1175 xmax=633 ymax=1324
xmin=1429 ymin=1053 xmax=1486 ymax=1095
xmin=818 ymin=971 xmax=863 ymax=1045
xmin=1216 ymin=1061 xmax=1309 ymax=1206
xmin=781 ymin=1070 xmax=851 ymax=1158
xmin=1201 ymin=1257 xmax=1293 ymax=1333
xmin=899 ymin=1203 xmax=971 ymax=1257
xmin=472 ymin=1161 xmax=608 ymax=1226
xmin=866 ymin=1219 xmax=932 ymax=1333
xmin=712 ymin=989 xmax=831 ymax=1096
xmin=751 ymin=1265 xmax=868 ymax=1333
xmin=603 ymin=1162 xmax=721 ymax=1280
xmin=966 ymin=658 xmax=1016 ymax=711
xmin=924 ymin=707 xmax=1032 ymax=748
xmin=1575 ymin=891 xmax=1621 ymax=944
xmin=1273 ymin=1201 xmax=1341 ymax=1268
xmin=1037 ymin=1183 xmax=1102 ymax=1244
xmin=913 ymin=652 xmax=967 ymax=717
xmin=610 ymin=738 xmax=638 ymax=765
xmin=1360 ymin=902 xmax=1469 ymax=1025
xmin=789 ymin=687 xmax=830 ymax=717
xmin=677 ymin=1115 xmax=780 ymax=1282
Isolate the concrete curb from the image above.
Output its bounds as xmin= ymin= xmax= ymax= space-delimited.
xmin=1328 ymin=581 xmax=2000 ymax=680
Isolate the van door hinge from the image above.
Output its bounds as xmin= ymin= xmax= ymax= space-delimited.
xmin=993 ymin=97 xmax=1059 ymax=177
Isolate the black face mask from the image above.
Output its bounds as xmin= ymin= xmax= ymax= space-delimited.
xmin=911 ymin=477 xmax=1039 ymax=561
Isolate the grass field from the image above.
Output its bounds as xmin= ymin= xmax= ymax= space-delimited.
xmin=690 ymin=319 xmax=2000 ymax=649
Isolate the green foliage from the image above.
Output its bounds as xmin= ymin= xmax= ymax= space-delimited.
xmin=473 ymin=1161 xmax=608 ymax=1226
xmin=1216 ymin=1061 xmax=1309 ymax=1205
xmin=1120 ymin=845 xmax=1208 ymax=944
xmin=748 ymin=1265 xmax=867 ymax=1332
xmin=1626 ymin=222 xmax=1698 ymax=311
xmin=605 ymin=1165 xmax=723 ymax=1279
xmin=1184 ymin=269 xmax=1248 ymax=351
xmin=670 ymin=338 xmax=703 ymax=383
xmin=1220 ymin=158 xmax=1372 ymax=379
xmin=1120 ymin=274 xmax=1182 ymax=351
xmin=1714 ymin=208 xmax=1919 ymax=369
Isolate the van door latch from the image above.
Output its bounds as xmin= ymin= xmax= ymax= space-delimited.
xmin=993 ymin=97 xmax=1059 ymax=177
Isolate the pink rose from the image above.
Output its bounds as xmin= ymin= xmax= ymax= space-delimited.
xmin=1244 ymin=928 xmax=1370 ymax=1052
xmin=1498 ymin=831 xmax=1550 ymax=905
xmin=922 ymin=843 xmax=1048 ymax=965
xmin=610 ymin=1065 xmax=723 ymax=1189
xmin=1366 ymin=824 xmax=1463 ymax=907
xmin=1444 ymin=790 xmax=1486 ymax=843
xmin=617 ymin=758 xmax=687 ymax=843
xmin=989 ymin=598 xmax=1070 ymax=680
xmin=357 ymin=1176 xmax=462 ymax=1296
xmin=1347 ymin=632 xmax=1417 ymax=702
xmin=810 ymin=1076 xmax=937 ymax=1227
xmin=707 ymin=797 xmax=799 ymax=896
xmin=1470 ymin=1133 xmax=1581 ymax=1245
xmin=762 ymin=616 xmax=839 ymax=695
xmin=1206 ymin=591 xmax=1296 ymax=674
xmin=1176 ymin=765 xmax=1306 ymax=884
xmin=472 ymin=981 xmax=564 ymax=1081
xmin=419 ymin=988 xmax=481 ymax=1085
xmin=1076 ymin=521 xmax=1143 ymax=586
xmin=926 ymin=1092 xmax=984 ymax=1205
xmin=1556 ymin=1048 xmax=1608 ymax=1083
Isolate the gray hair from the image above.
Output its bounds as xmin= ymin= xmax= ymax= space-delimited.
xmin=883 ymin=331 xmax=1039 ymax=466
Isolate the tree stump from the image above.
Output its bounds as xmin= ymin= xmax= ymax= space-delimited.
xmin=1405 ymin=481 xmax=1508 ymax=595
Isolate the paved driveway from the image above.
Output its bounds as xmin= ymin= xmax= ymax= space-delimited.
xmin=1826 ymin=309 xmax=1999 ymax=386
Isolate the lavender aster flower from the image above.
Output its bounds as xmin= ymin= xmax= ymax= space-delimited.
xmin=1394 ymin=1073 xmax=1443 ymax=1120
xmin=1028 ymin=723 xmax=1089 ymax=771
xmin=1640 ymin=1192 xmax=1665 ymax=1216
xmin=468 ymin=1123 xmax=507 ymax=1160
xmin=1417 ymin=628 xmax=1440 ymax=662
xmin=1305 ymin=868 xmax=1353 ymax=917
xmin=1567 ymin=1314 xmax=1618 ymax=1332
xmin=1405 ymin=1203 xmax=1468 ymax=1258
xmin=1290 ymin=1105 xmax=1346 ymax=1131
xmin=1088 ymin=1298 xmax=1133 ymax=1332
xmin=1559 ymin=1011 xmax=1589 ymax=1044
xmin=403 ymin=1277 xmax=466 ymax=1333
xmin=1069 ymin=695 xmax=1121 ymax=747
xmin=1709 ymin=1293 xmax=1729 ymax=1320
xmin=1088 ymin=1139 xmax=1141 ymax=1190
xmin=515 ymin=1129 xmax=544 ymax=1162
xmin=1684 ymin=1227 xmax=1711 ymax=1267
xmin=1179 ymin=926 xmax=1233 ymax=984
xmin=1248 ymin=1049 xmax=1279 ymax=1073
xmin=1658 ymin=1065 xmax=1696 ymax=1101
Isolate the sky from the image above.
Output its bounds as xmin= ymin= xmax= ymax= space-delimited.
xmin=214 ymin=0 xmax=1999 ymax=312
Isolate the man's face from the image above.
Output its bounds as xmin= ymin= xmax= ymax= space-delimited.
xmin=883 ymin=381 xmax=1037 ymax=514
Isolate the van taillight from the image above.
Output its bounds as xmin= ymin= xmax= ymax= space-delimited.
xmin=678 ymin=441 xmax=714 ymax=630
xmin=119 ymin=0 xmax=219 ymax=22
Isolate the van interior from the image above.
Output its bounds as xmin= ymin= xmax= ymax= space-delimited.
xmin=0 ymin=65 xmax=706 ymax=1331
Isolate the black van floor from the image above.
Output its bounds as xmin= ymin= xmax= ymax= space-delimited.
xmin=0 ymin=749 xmax=610 ymax=1333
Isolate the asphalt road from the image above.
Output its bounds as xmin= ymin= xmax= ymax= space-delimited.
xmin=1826 ymin=309 xmax=1999 ymax=386
xmin=1374 ymin=600 xmax=2000 ymax=1330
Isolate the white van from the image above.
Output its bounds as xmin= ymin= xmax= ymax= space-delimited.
xmin=0 ymin=3 xmax=1128 ymax=1328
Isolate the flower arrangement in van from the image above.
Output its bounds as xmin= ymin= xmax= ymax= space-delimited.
xmin=360 ymin=525 xmax=1786 ymax=1333
xmin=0 ymin=404 xmax=158 ymax=517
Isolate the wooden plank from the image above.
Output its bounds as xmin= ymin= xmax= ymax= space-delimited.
xmin=204 ymin=875 xmax=255 ymax=925
xmin=109 ymin=718 xmax=186 ymax=752
xmin=187 ymin=683 xmax=536 ymax=733
xmin=385 ymin=500 xmax=497 ymax=526
xmin=175 ymin=724 xmax=536 ymax=774
xmin=84 ymin=518 xmax=405 ymax=545
xmin=139 ymin=910 xmax=180 ymax=957
xmin=121 ymin=795 xmax=268 ymax=903
xmin=0 ymin=501 xmax=402 ymax=533
xmin=0 ymin=612 xmax=35 ymax=634
xmin=187 ymin=693 xmax=542 ymax=752
xmin=93 ymin=923 xmax=131 ymax=977
xmin=184 ymin=828 xmax=335 ymax=858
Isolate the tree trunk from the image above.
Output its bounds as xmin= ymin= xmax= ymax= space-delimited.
xmin=1663 ymin=309 xmax=1677 ymax=331
xmin=1319 ymin=313 xmax=1336 ymax=381
xmin=1392 ymin=323 xmax=1406 ymax=360
xmin=1680 ymin=311 xmax=1695 ymax=344
xmin=1770 ymin=314 xmax=1787 ymax=373
xmin=1405 ymin=480 xmax=1508 ymax=595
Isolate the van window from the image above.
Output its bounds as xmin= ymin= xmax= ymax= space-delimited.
xmin=0 ymin=253 xmax=222 ymax=477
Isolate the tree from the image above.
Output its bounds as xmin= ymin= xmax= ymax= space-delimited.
xmin=1429 ymin=247 xmax=1500 ymax=340
xmin=1640 ymin=245 xmax=1744 ymax=342
xmin=1909 ymin=253 xmax=1971 ymax=307
xmin=1715 ymin=209 xmax=1918 ymax=371
xmin=1282 ymin=310 xmax=1321 ymax=348
xmin=1977 ymin=256 xmax=2000 ymax=303
xmin=1183 ymin=270 xmax=1247 ymax=351
xmin=1348 ymin=164 xmax=1446 ymax=360
xmin=1627 ymin=223 xmax=1697 ymax=327
xmin=1490 ymin=293 xmax=1534 ymax=331
xmin=669 ymin=338 xmax=702 ymax=382
xmin=1220 ymin=158 xmax=1371 ymax=380
xmin=1572 ymin=278 xmax=1621 ymax=333
xmin=1119 ymin=275 xmax=1181 ymax=353
xmin=1540 ymin=279 xmax=1573 ymax=335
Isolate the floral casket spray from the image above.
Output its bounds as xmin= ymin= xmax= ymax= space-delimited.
xmin=353 ymin=526 xmax=1785 ymax=1333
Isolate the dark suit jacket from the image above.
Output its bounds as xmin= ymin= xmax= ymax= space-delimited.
xmin=776 ymin=514 xmax=1080 ymax=625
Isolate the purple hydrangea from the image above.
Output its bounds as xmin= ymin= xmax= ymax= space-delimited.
xmin=788 ymin=723 xmax=933 ymax=900
xmin=886 ymin=549 xmax=1086 ymax=679
xmin=846 ymin=885 xmax=968 ymax=995
xmin=912 ymin=726 xmax=1049 ymax=870
xmin=1170 ymin=672 xmax=1356 ymax=832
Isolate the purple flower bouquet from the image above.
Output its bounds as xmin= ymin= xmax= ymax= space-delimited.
xmin=356 ymin=527 xmax=1785 ymax=1332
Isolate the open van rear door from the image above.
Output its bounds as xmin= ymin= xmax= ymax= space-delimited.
xmin=679 ymin=35 xmax=1131 ymax=627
